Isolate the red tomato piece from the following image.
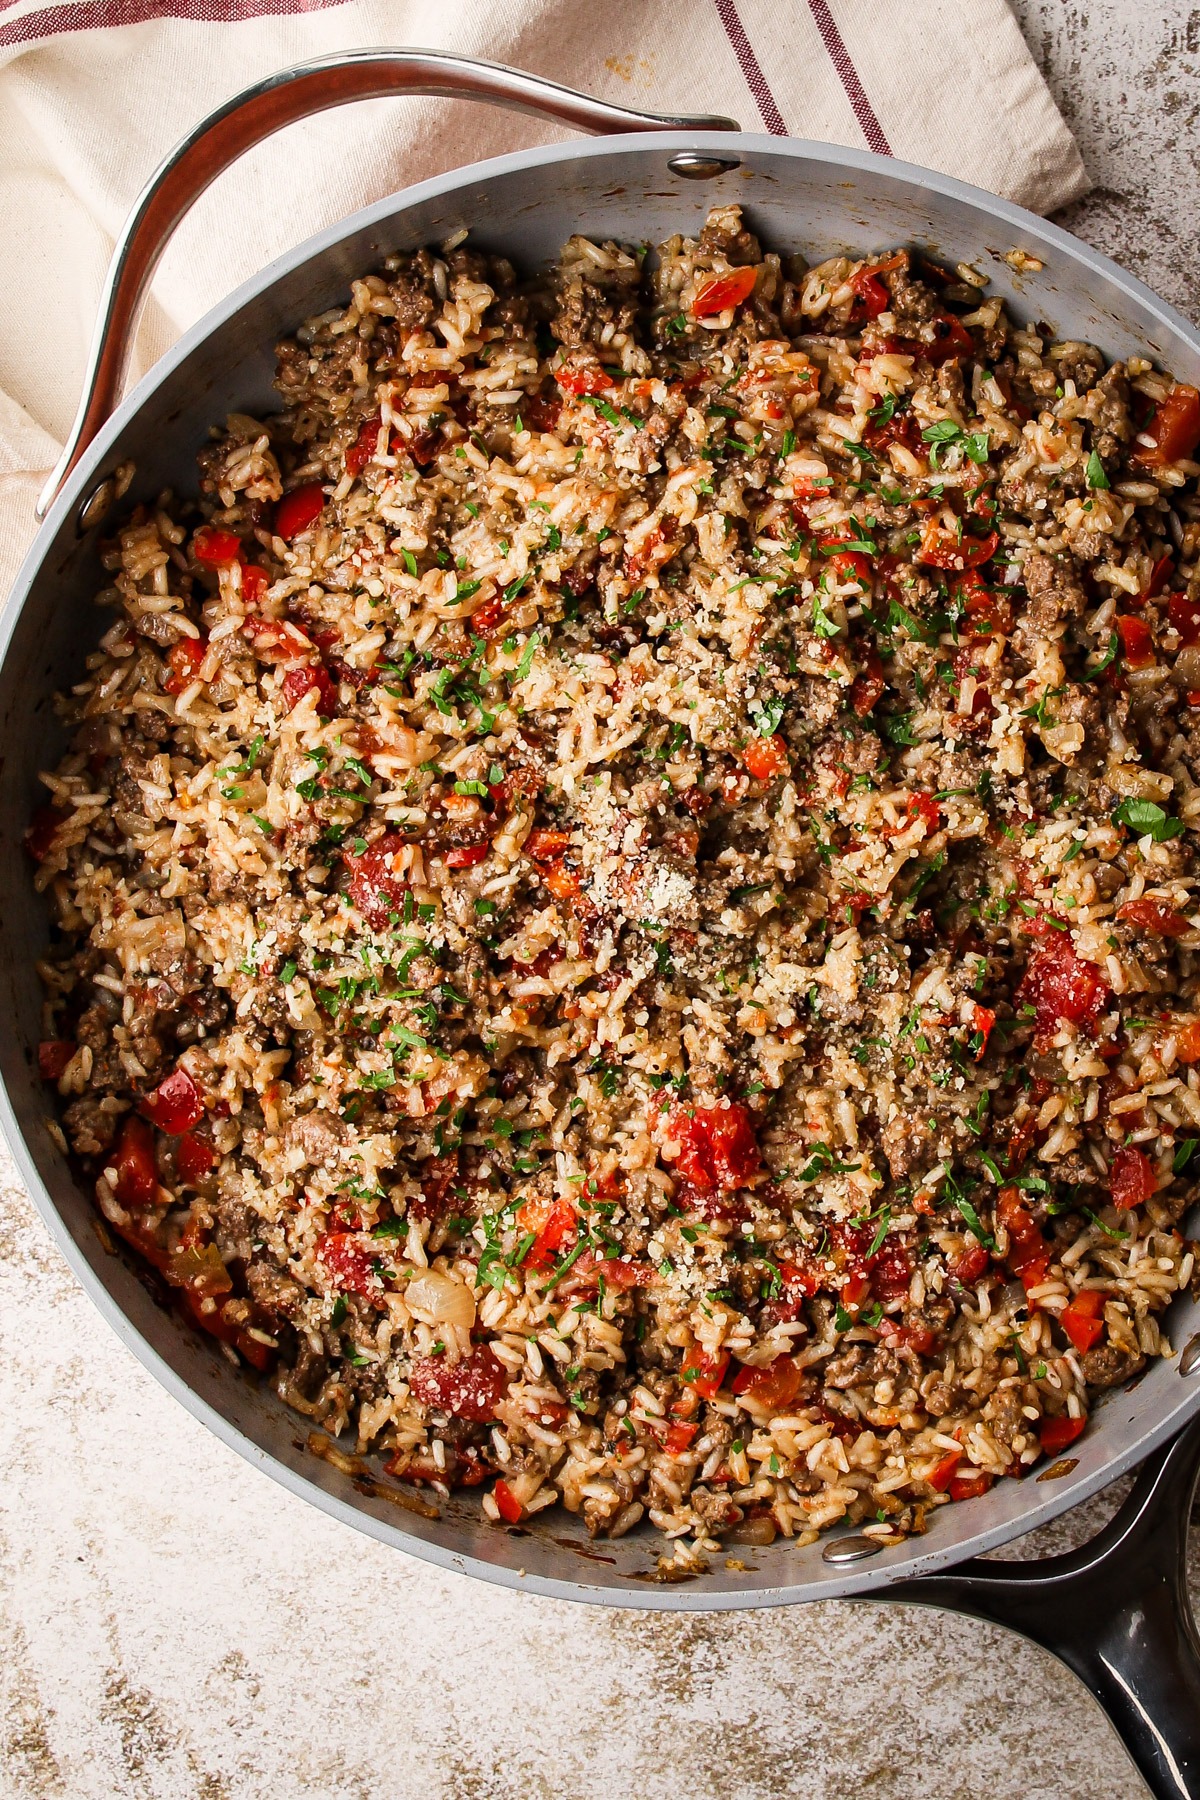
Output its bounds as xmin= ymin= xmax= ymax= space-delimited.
xmin=1116 ymin=613 xmax=1155 ymax=668
xmin=525 ymin=828 xmax=573 ymax=862
xmin=948 ymin=1468 xmax=995 ymax=1502
xmin=274 ymin=483 xmax=326 ymax=540
xmin=1144 ymin=554 xmax=1175 ymax=600
xmin=114 ymin=1114 xmax=160 ymax=1209
xmin=923 ymin=313 xmax=976 ymax=365
xmin=1134 ymin=383 xmax=1200 ymax=467
xmin=37 ymin=1040 xmax=75 ymax=1081
xmin=555 ymin=363 xmax=614 ymax=396
xmin=955 ymin=571 xmax=1012 ymax=638
xmin=731 ymin=1354 xmax=804 ymax=1412
xmin=691 ymin=266 xmax=758 ymax=317
xmin=238 ymin=562 xmax=270 ymax=606
xmin=141 ymin=1066 xmax=205 ymax=1134
xmin=1118 ymin=897 xmax=1191 ymax=937
xmin=1110 ymin=1144 xmax=1157 ymax=1211
xmin=740 ymin=735 xmax=789 ymax=781
xmin=1169 ymin=590 xmax=1200 ymax=647
xmin=871 ymin=1236 xmax=912 ymax=1302
xmin=950 ymin=1241 xmax=990 ymax=1285
xmin=493 ymin=1478 xmax=523 ymax=1523
xmin=410 ymin=1150 xmax=459 ymax=1220
xmin=1060 ymin=1288 xmax=1106 ymax=1354
xmin=670 ymin=1101 xmax=761 ymax=1192
xmin=163 ymin=636 xmax=207 ymax=695
xmin=1040 ymin=1414 xmax=1087 ymax=1456
xmin=517 ymin=1195 xmax=577 ymax=1270
xmin=469 ymin=596 xmax=507 ymax=636
xmin=849 ymin=649 xmax=885 ymax=717
xmin=997 ymin=1186 xmax=1052 ymax=1285
xmin=408 ymin=1345 xmax=509 ymax=1422
xmin=664 ymin=1421 xmax=698 ymax=1455
xmin=193 ymin=525 xmax=242 ymax=565
xmin=1175 ymin=1021 xmax=1200 ymax=1064
xmin=444 ymin=843 xmax=489 ymax=869
xmin=927 ymin=1449 xmax=962 ymax=1492
xmin=849 ymin=266 xmax=890 ymax=320
xmin=282 ymin=663 xmax=339 ymax=717
xmin=317 ymin=1231 xmax=380 ymax=1297
xmin=684 ymin=1349 xmax=730 ymax=1399
xmin=1017 ymin=934 xmax=1109 ymax=1047
xmin=243 ymin=616 xmax=314 ymax=663
xmin=343 ymin=832 xmax=408 ymax=929
xmin=346 ymin=411 xmax=385 ymax=475
xmin=971 ymin=1004 xmax=997 ymax=1060
xmin=176 ymin=1130 xmax=217 ymax=1185
xmin=918 ymin=522 xmax=998 ymax=571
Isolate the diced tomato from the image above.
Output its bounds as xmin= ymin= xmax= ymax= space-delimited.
xmin=517 ymin=1194 xmax=576 ymax=1270
xmin=410 ymin=1150 xmax=459 ymax=1220
xmin=555 ymin=363 xmax=614 ymax=396
xmin=243 ymin=616 xmax=314 ymax=663
xmin=558 ymin=1249 xmax=651 ymax=1296
xmin=971 ymin=1004 xmax=997 ymax=1060
xmin=282 ymin=663 xmax=339 ymax=717
xmin=37 ymin=1040 xmax=75 ymax=1081
xmin=141 ymin=1067 xmax=204 ymax=1135
xmin=438 ymin=842 xmax=485 ymax=871
xmin=408 ymin=1345 xmax=508 ymax=1422
xmin=849 ymin=258 xmax=902 ymax=321
xmin=923 ymin=313 xmax=976 ymax=365
xmin=316 ymin=1231 xmax=380 ymax=1297
xmin=1169 ymin=590 xmax=1200 ymax=647
xmin=950 ymin=1241 xmax=991 ymax=1285
xmin=997 ymin=1186 xmax=1052 ymax=1287
xmin=871 ymin=1236 xmax=912 ymax=1302
xmin=918 ymin=522 xmax=998 ymax=571
xmin=176 ymin=1130 xmax=217 ymax=1185
xmin=691 ymin=266 xmax=758 ymax=317
xmin=274 ymin=483 xmax=326 ymax=540
xmin=239 ymin=562 xmax=270 ymax=605
xmin=163 ymin=635 xmax=207 ymax=695
xmin=864 ymin=407 xmax=922 ymax=457
xmin=543 ymin=862 xmax=584 ymax=904
xmin=684 ymin=1349 xmax=730 ymax=1399
xmin=1040 ymin=1413 xmax=1087 ymax=1456
xmin=1116 ymin=614 xmax=1155 ymax=668
xmin=193 ymin=525 xmax=241 ymax=565
xmin=878 ymin=1316 xmax=939 ymax=1355
xmin=1144 ymin=554 xmax=1175 ymax=601
xmin=492 ymin=1478 xmax=523 ymax=1523
xmin=525 ymin=828 xmax=573 ymax=862
xmin=1133 ymin=383 xmax=1200 ymax=468
xmin=343 ymin=832 xmax=408 ymax=930
xmin=948 ymin=1468 xmax=995 ymax=1502
xmin=731 ymin=1354 xmax=804 ymax=1412
xmin=740 ymin=735 xmax=789 ymax=781
xmin=669 ymin=1101 xmax=761 ymax=1192
xmin=1118 ymin=897 xmax=1192 ymax=937
xmin=849 ymin=649 xmax=885 ymax=717
xmin=1110 ymin=1143 xmax=1157 ymax=1211
xmin=955 ymin=571 xmax=1012 ymax=638
xmin=469 ymin=596 xmax=507 ymax=636
xmin=1174 ymin=1021 xmax=1200 ymax=1064
xmin=346 ymin=411 xmax=385 ymax=476
xmin=893 ymin=792 xmax=940 ymax=836
xmin=664 ymin=1421 xmax=698 ymax=1455
xmin=1060 ymin=1288 xmax=1106 ymax=1354
xmin=927 ymin=1449 xmax=962 ymax=1492
xmin=1017 ymin=934 xmax=1109 ymax=1047
xmin=113 ymin=1113 xmax=160 ymax=1208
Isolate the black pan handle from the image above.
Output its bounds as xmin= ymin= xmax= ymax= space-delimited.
xmin=879 ymin=1416 xmax=1200 ymax=1800
xmin=36 ymin=47 xmax=741 ymax=518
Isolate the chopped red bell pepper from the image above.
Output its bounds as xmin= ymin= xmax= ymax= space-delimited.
xmin=739 ymin=735 xmax=789 ymax=781
xmin=1040 ymin=1413 xmax=1087 ymax=1456
xmin=1060 ymin=1288 xmax=1105 ymax=1354
xmin=1133 ymin=383 xmax=1200 ymax=467
xmin=1110 ymin=1143 xmax=1157 ymax=1211
xmin=492 ymin=1478 xmax=523 ymax=1523
xmin=176 ymin=1130 xmax=217 ymax=1185
xmin=113 ymin=1113 xmax=160 ymax=1208
xmin=691 ymin=266 xmax=758 ymax=317
xmin=948 ymin=1468 xmax=995 ymax=1502
xmin=927 ymin=1449 xmax=963 ymax=1492
xmin=193 ymin=525 xmax=242 ymax=565
xmin=141 ymin=1066 xmax=205 ymax=1135
xmin=274 ymin=482 xmax=326 ymax=540
xmin=37 ymin=1040 xmax=76 ymax=1081
xmin=1118 ymin=897 xmax=1192 ymax=937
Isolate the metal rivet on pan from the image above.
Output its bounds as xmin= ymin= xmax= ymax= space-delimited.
xmin=77 ymin=475 xmax=116 ymax=535
xmin=1180 ymin=1333 xmax=1200 ymax=1376
xmin=821 ymin=1534 xmax=884 ymax=1565
xmin=667 ymin=152 xmax=742 ymax=180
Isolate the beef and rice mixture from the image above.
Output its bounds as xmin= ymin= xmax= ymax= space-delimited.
xmin=30 ymin=204 xmax=1200 ymax=1559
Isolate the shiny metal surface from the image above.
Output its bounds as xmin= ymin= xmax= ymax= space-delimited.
xmin=36 ymin=48 xmax=739 ymax=516
xmin=7 ymin=129 xmax=1200 ymax=1620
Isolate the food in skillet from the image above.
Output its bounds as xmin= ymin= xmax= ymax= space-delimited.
xmin=30 ymin=204 xmax=1200 ymax=1560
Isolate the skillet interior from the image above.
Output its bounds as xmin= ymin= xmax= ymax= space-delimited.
xmin=5 ymin=131 xmax=1200 ymax=1607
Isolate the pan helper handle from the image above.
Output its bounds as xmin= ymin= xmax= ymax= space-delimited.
xmin=36 ymin=48 xmax=740 ymax=518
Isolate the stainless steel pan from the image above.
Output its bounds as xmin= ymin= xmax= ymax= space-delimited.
xmin=8 ymin=50 xmax=1200 ymax=1798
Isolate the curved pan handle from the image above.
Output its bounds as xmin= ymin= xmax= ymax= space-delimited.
xmin=37 ymin=47 xmax=741 ymax=518
xmin=878 ymin=1416 xmax=1200 ymax=1800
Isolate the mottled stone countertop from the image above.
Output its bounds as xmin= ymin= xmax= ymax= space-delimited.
xmin=4 ymin=4 xmax=1200 ymax=1796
